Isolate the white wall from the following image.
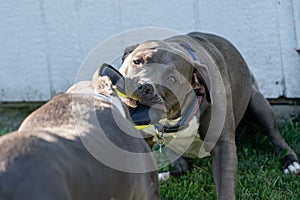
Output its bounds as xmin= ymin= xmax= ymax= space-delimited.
xmin=0 ymin=0 xmax=299 ymax=101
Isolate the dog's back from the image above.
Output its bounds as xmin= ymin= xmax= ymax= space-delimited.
xmin=0 ymin=91 xmax=160 ymax=200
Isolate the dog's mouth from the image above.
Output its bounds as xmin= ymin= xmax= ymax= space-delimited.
xmin=118 ymin=79 xmax=165 ymax=112
xmin=119 ymin=90 xmax=165 ymax=112
xmin=117 ymin=91 xmax=138 ymax=108
xmin=122 ymin=97 xmax=138 ymax=108
xmin=118 ymin=89 xmax=165 ymax=127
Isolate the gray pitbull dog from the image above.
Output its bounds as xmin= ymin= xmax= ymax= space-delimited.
xmin=0 ymin=77 xmax=160 ymax=200
xmin=119 ymin=32 xmax=299 ymax=199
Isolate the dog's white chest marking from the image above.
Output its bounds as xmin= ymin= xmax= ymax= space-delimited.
xmin=143 ymin=117 xmax=210 ymax=158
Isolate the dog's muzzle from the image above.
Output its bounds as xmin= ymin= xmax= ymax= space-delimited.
xmin=98 ymin=63 xmax=164 ymax=129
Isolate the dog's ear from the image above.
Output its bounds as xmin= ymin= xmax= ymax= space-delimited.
xmin=122 ymin=44 xmax=139 ymax=63
xmin=94 ymin=63 xmax=125 ymax=94
xmin=192 ymin=62 xmax=211 ymax=103
xmin=92 ymin=63 xmax=116 ymax=88
xmin=94 ymin=76 xmax=115 ymax=96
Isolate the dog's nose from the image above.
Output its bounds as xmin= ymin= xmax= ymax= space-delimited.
xmin=137 ymin=83 xmax=155 ymax=97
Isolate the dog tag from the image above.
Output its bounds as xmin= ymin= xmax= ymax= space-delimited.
xmin=156 ymin=137 xmax=165 ymax=154
xmin=155 ymin=128 xmax=165 ymax=154
xmin=159 ymin=144 xmax=163 ymax=154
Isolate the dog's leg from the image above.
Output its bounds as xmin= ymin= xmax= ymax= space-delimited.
xmin=246 ymin=90 xmax=299 ymax=174
xmin=165 ymin=149 xmax=190 ymax=177
xmin=211 ymin=134 xmax=237 ymax=200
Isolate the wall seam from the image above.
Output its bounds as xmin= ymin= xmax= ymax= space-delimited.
xmin=39 ymin=0 xmax=54 ymax=98
xmin=194 ymin=0 xmax=201 ymax=31
xmin=275 ymin=0 xmax=287 ymax=97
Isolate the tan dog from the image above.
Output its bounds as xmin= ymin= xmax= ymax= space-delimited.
xmin=0 ymin=76 xmax=160 ymax=200
xmin=119 ymin=32 xmax=299 ymax=199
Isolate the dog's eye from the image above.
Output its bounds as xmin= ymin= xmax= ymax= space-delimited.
xmin=167 ymin=76 xmax=177 ymax=83
xmin=133 ymin=58 xmax=144 ymax=65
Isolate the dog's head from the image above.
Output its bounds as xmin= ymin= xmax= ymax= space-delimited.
xmin=119 ymin=40 xmax=211 ymax=120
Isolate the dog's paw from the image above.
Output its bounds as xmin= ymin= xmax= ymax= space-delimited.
xmin=283 ymin=161 xmax=300 ymax=175
xmin=158 ymin=172 xmax=170 ymax=182
xmin=170 ymin=156 xmax=189 ymax=177
xmin=280 ymin=152 xmax=299 ymax=175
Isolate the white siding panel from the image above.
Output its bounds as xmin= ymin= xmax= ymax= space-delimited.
xmin=197 ymin=0 xmax=284 ymax=98
xmin=0 ymin=0 xmax=299 ymax=101
xmin=39 ymin=0 xmax=123 ymax=95
xmin=0 ymin=0 xmax=51 ymax=101
xmin=277 ymin=0 xmax=300 ymax=97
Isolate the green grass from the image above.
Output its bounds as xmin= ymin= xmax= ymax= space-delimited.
xmin=0 ymin=127 xmax=14 ymax=136
xmin=1 ymin=121 xmax=299 ymax=199
xmin=159 ymin=121 xmax=300 ymax=199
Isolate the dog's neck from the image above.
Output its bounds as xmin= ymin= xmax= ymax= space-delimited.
xmin=154 ymin=85 xmax=205 ymax=133
xmin=67 ymin=82 xmax=129 ymax=119
xmin=79 ymin=92 xmax=127 ymax=119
